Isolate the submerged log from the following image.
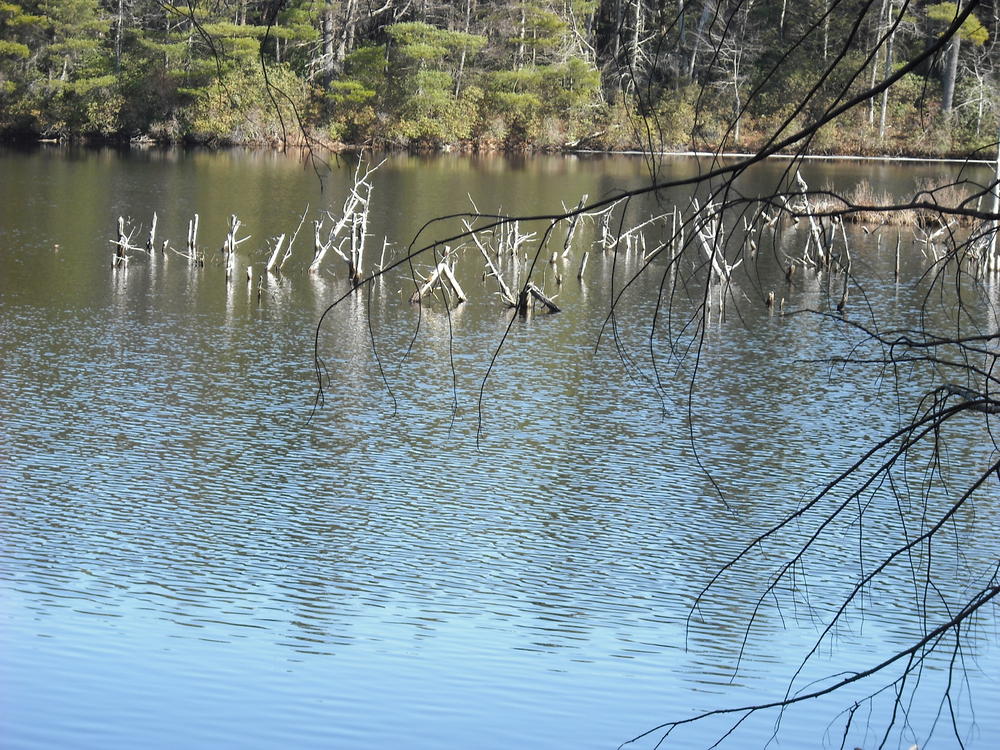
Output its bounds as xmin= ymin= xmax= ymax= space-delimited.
xmin=518 ymin=282 xmax=560 ymax=314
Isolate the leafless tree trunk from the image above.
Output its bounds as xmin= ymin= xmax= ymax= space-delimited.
xmin=942 ymin=34 xmax=961 ymax=113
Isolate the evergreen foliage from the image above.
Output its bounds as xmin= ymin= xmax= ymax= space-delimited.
xmin=0 ymin=0 xmax=995 ymax=153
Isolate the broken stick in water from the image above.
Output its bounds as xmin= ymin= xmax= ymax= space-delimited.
xmin=518 ymin=282 xmax=560 ymax=314
xmin=410 ymin=259 xmax=467 ymax=304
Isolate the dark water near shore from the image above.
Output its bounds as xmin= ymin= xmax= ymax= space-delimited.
xmin=1 ymin=146 xmax=998 ymax=749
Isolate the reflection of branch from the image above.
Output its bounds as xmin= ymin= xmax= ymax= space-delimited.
xmin=624 ymin=578 xmax=1000 ymax=749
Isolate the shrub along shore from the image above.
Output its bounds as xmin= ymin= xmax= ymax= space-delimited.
xmin=5 ymin=108 xmax=996 ymax=161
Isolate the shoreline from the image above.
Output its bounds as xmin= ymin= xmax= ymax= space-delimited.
xmin=7 ymin=135 xmax=995 ymax=166
xmin=581 ymin=149 xmax=996 ymax=166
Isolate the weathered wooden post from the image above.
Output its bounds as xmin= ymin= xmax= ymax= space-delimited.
xmin=378 ymin=237 xmax=389 ymax=273
xmin=111 ymin=216 xmax=128 ymax=268
xmin=349 ymin=211 xmax=364 ymax=287
xmin=187 ymin=214 xmax=199 ymax=262
xmin=145 ymin=212 xmax=157 ymax=253
xmin=223 ymin=214 xmax=241 ymax=281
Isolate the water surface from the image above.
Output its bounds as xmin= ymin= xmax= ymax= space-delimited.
xmin=1 ymin=146 xmax=998 ymax=749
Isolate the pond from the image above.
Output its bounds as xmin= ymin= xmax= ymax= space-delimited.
xmin=1 ymin=145 xmax=998 ymax=749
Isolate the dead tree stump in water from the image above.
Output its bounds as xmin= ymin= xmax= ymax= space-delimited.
xmin=187 ymin=214 xmax=200 ymax=264
xmin=410 ymin=260 xmax=467 ymax=305
xmin=517 ymin=282 xmax=560 ymax=314
xmin=113 ymin=216 xmax=128 ymax=268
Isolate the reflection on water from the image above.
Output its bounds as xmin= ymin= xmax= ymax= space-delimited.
xmin=1 ymin=146 xmax=998 ymax=749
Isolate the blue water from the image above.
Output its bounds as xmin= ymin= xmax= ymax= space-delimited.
xmin=1 ymin=146 xmax=998 ymax=749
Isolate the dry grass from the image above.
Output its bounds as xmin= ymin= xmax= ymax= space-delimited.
xmin=810 ymin=177 xmax=978 ymax=227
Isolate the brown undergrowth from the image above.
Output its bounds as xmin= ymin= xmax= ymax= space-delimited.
xmin=812 ymin=178 xmax=979 ymax=227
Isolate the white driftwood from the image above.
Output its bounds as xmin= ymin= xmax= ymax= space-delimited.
xmin=378 ymin=237 xmax=389 ymax=272
xmin=410 ymin=260 xmax=466 ymax=304
xmin=222 ymin=214 xmax=250 ymax=281
xmin=796 ymin=170 xmax=826 ymax=265
xmin=561 ymin=194 xmax=588 ymax=257
xmin=438 ymin=263 xmax=466 ymax=302
xmin=691 ymin=199 xmax=741 ymax=284
xmin=266 ymin=234 xmax=286 ymax=273
xmin=465 ymin=218 xmax=516 ymax=305
xmin=309 ymin=158 xmax=384 ymax=276
xmin=600 ymin=211 xmax=612 ymax=249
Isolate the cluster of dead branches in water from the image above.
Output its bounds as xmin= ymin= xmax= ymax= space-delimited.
xmin=109 ymin=159 xmax=387 ymax=301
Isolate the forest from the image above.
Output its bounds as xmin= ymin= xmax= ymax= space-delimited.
xmin=0 ymin=0 xmax=997 ymax=154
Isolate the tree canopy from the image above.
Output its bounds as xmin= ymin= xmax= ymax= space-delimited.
xmin=0 ymin=0 xmax=997 ymax=154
